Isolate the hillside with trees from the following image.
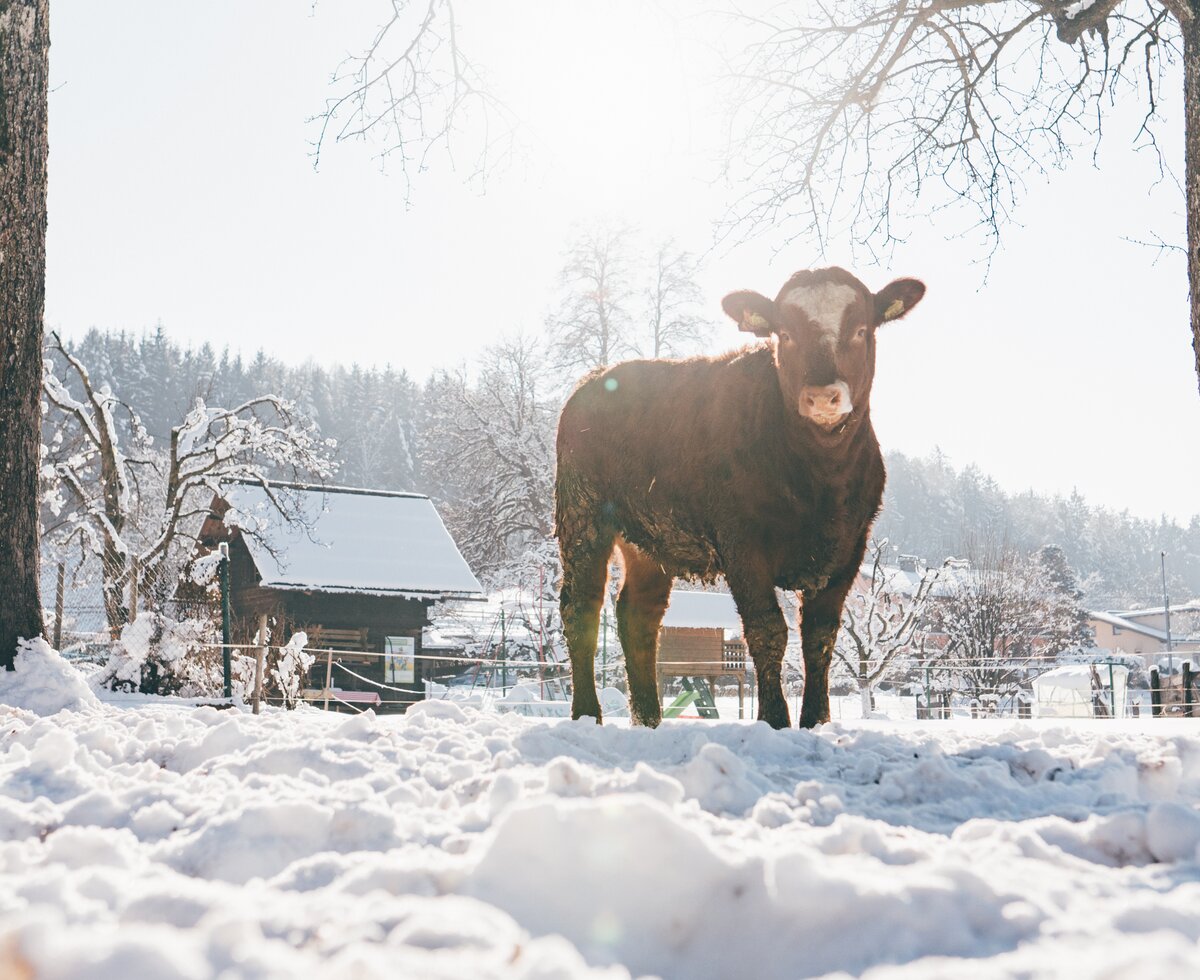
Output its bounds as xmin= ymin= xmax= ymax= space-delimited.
xmin=51 ymin=324 xmax=1200 ymax=608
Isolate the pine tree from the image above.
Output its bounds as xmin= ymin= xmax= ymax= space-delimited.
xmin=1033 ymin=544 xmax=1094 ymax=657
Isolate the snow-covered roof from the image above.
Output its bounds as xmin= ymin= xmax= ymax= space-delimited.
xmin=662 ymin=590 xmax=742 ymax=631
xmin=1032 ymin=663 xmax=1130 ymax=718
xmin=220 ymin=482 xmax=484 ymax=599
xmin=1032 ymin=663 xmax=1129 ymax=691
xmin=1108 ymin=602 xmax=1200 ymax=619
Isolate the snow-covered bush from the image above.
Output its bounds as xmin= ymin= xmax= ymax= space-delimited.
xmin=271 ymin=631 xmax=313 ymax=709
xmin=95 ymin=613 xmax=254 ymax=699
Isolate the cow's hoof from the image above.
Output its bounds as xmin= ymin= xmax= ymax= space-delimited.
xmin=630 ymin=704 xmax=662 ymax=728
xmin=797 ymin=709 xmax=829 ymax=729
xmin=571 ymin=699 xmax=603 ymax=725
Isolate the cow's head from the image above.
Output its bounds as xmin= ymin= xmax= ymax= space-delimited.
xmin=722 ymin=267 xmax=925 ymax=436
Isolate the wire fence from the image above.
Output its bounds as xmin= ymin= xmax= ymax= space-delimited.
xmin=42 ymin=550 xmax=1199 ymax=721
xmin=121 ymin=642 xmax=577 ymax=716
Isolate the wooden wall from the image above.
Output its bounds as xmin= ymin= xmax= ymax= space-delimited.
xmin=658 ymin=627 xmax=725 ymax=674
xmin=222 ymin=533 xmax=445 ymax=711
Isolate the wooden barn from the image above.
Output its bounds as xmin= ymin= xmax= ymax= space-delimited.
xmin=196 ymin=481 xmax=484 ymax=711
xmin=658 ymin=590 xmax=749 ymax=717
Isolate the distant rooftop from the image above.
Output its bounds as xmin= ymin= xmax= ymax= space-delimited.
xmin=1107 ymin=602 xmax=1200 ymax=619
xmin=218 ymin=481 xmax=484 ymax=600
xmin=1088 ymin=609 xmax=1200 ymax=645
xmin=1089 ymin=610 xmax=1170 ymax=642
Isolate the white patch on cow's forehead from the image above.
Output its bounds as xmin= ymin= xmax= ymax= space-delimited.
xmin=781 ymin=282 xmax=859 ymax=340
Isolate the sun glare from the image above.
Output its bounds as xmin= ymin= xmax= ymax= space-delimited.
xmin=470 ymin=1 xmax=716 ymax=222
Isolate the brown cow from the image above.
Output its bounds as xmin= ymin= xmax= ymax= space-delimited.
xmin=555 ymin=266 xmax=925 ymax=729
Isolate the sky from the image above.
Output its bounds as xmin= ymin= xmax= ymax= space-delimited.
xmin=44 ymin=1 xmax=1200 ymax=522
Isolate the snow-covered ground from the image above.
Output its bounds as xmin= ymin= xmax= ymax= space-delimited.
xmin=4 ymin=646 xmax=1200 ymax=979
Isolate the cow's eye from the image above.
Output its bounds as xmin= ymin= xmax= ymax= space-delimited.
xmin=854 ymin=326 xmax=868 ymax=342
xmin=777 ymin=331 xmax=792 ymax=345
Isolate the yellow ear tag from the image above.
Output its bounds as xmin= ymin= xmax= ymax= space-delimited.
xmin=884 ymin=299 xmax=905 ymax=320
xmin=743 ymin=311 xmax=768 ymax=331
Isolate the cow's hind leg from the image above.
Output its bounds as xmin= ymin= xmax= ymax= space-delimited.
xmin=558 ymin=514 xmax=615 ymax=723
xmin=615 ymin=540 xmax=672 ymax=727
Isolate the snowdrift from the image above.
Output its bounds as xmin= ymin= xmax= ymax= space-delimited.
xmin=2 ymin=694 xmax=1200 ymax=977
xmin=0 ymin=638 xmax=98 ymax=716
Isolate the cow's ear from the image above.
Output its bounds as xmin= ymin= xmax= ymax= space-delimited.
xmin=874 ymin=278 xmax=926 ymax=324
xmin=721 ymin=290 xmax=779 ymax=337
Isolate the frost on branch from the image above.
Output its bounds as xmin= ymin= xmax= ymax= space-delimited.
xmin=272 ymin=631 xmax=314 ymax=710
xmin=311 ymin=0 xmax=517 ymax=198
xmin=722 ymin=0 xmax=1175 ymax=255
xmin=41 ymin=334 xmax=337 ymax=632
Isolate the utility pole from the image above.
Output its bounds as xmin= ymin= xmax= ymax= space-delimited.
xmin=499 ymin=608 xmax=508 ymax=695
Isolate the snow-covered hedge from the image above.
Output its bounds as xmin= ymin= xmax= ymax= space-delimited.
xmin=94 ymin=613 xmax=254 ymax=699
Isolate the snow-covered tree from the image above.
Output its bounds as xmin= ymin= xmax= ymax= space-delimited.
xmin=41 ymin=334 xmax=337 ymax=629
xmin=548 ymin=227 xmax=714 ymax=376
xmin=422 ymin=334 xmax=557 ymax=579
xmin=933 ymin=544 xmax=1049 ymax=712
xmin=644 ymin=240 xmax=711 ymax=359
xmin=1034 ymin=544 xmax=1094 ymax=657
xmin=833 ymin=541 xmax=943 ymax=716
xmin=548 ymin=224 xmax=637 ymax=375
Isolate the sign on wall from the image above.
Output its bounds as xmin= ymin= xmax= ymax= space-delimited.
xmin=384 ymin=635 xmax=416 ymax=684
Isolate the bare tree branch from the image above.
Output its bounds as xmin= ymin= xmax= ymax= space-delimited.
xmin=720 ymin=0 xmax=1178 ymax=258
xmin=311 ymin=0 xmax=518 ymax=201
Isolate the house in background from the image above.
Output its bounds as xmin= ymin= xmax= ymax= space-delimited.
xmin=658 ymin=590 xmax=749 ymax=716
xmin=196 ymin=481 xmax=484 ymax=711
xmin=1088 ymin=604 xmax=1200 ymax=660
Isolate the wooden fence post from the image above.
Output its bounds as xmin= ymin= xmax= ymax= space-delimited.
xmin=323 ymin=648 xmax=333 ymax=711
xmin=1150 ymin=667 xmax=1162 ymax=717
xmin=218 ymin=543 xmax=232 ymax=699
xmin=1184 ymin=662 xmax=1195 ymax=719
xmin=253 ymin=612 xmax=267 ymax=715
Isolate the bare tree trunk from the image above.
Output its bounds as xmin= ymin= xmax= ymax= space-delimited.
xmin=0 ymin=0 xmax=50 ymax=668
xmin=1186 ymin=8 xmax=1200 ymax=395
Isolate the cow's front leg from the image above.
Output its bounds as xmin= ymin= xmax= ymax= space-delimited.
xmin=728 ymin=574 xmax=790 ymax=729
xmin=797 ymin=576 xmax=855 ymax=728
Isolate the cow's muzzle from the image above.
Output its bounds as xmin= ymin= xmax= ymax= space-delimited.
xmin=799 ymin=383 xmax=853 ymax=428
